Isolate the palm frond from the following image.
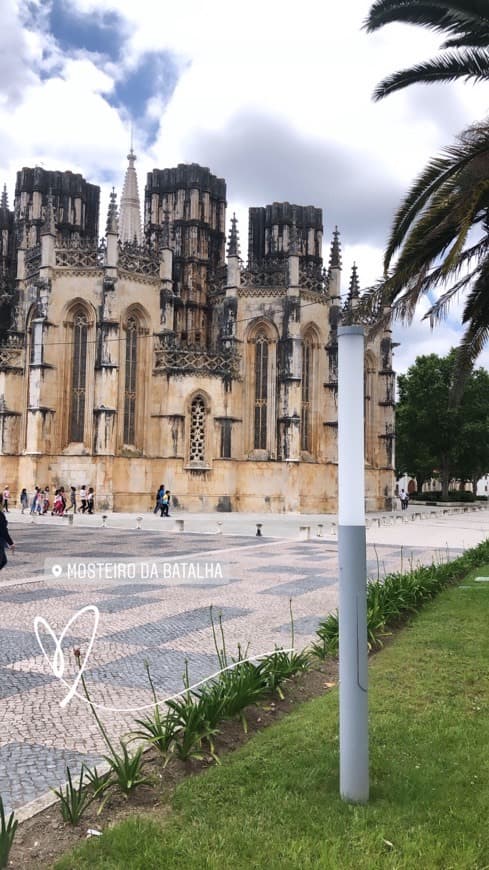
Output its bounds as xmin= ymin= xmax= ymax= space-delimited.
xmin=373 ymin=48 xmax=489 ymax=100
xmin=385 ymin=121 xmax=489 ymax=267
xmin=452 ymin=321 xmax=489 ymax=401
xmin=365 ymin=0 xmax=489 ymax=42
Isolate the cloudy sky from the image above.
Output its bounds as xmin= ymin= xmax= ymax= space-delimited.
xmin=1 ymin=0 xmax=488 ymax=372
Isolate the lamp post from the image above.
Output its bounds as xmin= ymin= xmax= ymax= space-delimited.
xmin=337 ymin=324 xmax=369 ymax=803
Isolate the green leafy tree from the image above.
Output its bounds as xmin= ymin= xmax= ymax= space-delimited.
xmin=363 ymin=2 xmax=489 ymax=384
xmin=452 ymin=367 xmax=489 ymax=489
xmin=396 ymin=351 xmax=489 ymax=496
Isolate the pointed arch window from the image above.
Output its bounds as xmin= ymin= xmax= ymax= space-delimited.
xmin=254 ymin=332 xmax=269 ymax=450
xmin=69 ymin=310 xmax=88 ymax=442
xmin=301 ymin=334 xmax=313 ymax=452
xmin=189 ymin=395 xmax=206 ymax=463
xmin=124 ymin=316 xmax=138 ymax=445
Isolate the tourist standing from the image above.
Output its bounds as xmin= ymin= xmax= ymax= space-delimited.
xmin=66 ymin=486 xmax=77 ymax=513
xmin=87 ymin=487 xmax=95 ymax=514
xmin=0 ymin=496 xmax=14 ymax=570
xmin=42 ymin=486 xmax=50 ymax=514
xmin=20 ymin=488 xmax=28 ymax=514
xmin=80 ymin=485 xmax=87 ymax=513
xmin=30 ymin=486 xmax=41 ymax=515
xmin=154 ymin=484 xmax=165 ymax=514
xmin=2 ymin=486 xmax=10 ymax=512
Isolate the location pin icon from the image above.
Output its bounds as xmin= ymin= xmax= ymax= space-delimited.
xmin=52 ymin=564 xmax=63 ymax=578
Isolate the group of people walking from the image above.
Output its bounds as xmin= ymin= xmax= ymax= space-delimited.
xmin=17 ymin=484 xmax=95 ymax=515
xmin=153 ymin=484 xmax=171 ymax=517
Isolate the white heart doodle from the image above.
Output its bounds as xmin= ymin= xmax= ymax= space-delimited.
xmin=34 ymin=605 xmax=294 ymax=714
xmin=33 ymin=605 xmax=100 ymax=708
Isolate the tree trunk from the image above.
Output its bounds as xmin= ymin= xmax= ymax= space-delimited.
xmin=441 ymin=456 xmax=450 ymax=500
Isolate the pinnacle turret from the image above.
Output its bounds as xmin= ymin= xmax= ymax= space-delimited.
xmin=0 ymin=184 xmax=8 ymax=211
xmin=106 ymin=187 xmax=119 ymax=235
xmin=348 ymin=262 xmax=360 ymax=299
xmin=227 ymin=213 xmax=240 ymax=258
xmin=119 ymin=147 xmax=142 ymax=245
xmin=328 ymin=226 xmax=342 ymax=271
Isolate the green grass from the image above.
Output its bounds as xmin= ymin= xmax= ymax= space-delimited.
xmin=55 ymin=567 xmax=489 ymax=869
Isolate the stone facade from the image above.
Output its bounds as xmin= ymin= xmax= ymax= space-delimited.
xmin=0 ymin=157 xmax=395 ymax=513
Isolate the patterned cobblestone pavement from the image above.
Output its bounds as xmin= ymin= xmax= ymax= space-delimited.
xmin=0 ymin=523 xmax=467 ymax=815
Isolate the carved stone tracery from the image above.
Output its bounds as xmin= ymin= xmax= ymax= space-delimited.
xmin=154 ymin=339 xmax=240 ymax=379
xmin=118 ymin=241 xmax=159 ymax=276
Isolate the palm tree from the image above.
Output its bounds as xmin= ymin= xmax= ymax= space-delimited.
xmin=363 ymin=1 xmax=489 ymax=388
xmin=365 ymin=1 xmax=489 ymax=100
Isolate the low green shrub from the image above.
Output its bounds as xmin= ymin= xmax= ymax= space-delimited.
xmin=0 ymin=796 xmax=17 ymax=869
xmin=52 ymin=767 xmax=95 ymax=826
xmin=312 ymin=539 xmax=489 ymax=658
xmin=409 ymin=490 xmax=476 ymax=502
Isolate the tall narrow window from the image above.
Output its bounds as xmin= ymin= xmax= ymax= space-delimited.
xmin=254 ymin=332 xmax=268 ymax=449
xmin=124 ymin=316 xmax=138 ymax=445
xmin=69 ymin=310 xmax=88 ymax=442
xmin=365 ymin=358 xmax=375 ymax=465
xmin=301 ymin=335 xmax=313 ymax=452
xmin=189 ymin=395 xmax=206 ymax=463
xmin=220 ymin=419 xmax=232 ymax=458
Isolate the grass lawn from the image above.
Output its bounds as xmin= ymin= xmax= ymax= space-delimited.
xmin=55 ymin=567 xmax=489 ymax=869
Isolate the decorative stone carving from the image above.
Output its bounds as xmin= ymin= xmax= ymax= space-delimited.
xmin=154 ymin=340 xmax=240 ymax=379
xmin=55 ymin=240 xmax=101 ymax=269
xmin=118 ymin=241 xmax=159 ymax=276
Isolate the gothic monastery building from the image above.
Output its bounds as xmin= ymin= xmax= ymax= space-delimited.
xmin=0 ymin=153 xmax=395 ymax=512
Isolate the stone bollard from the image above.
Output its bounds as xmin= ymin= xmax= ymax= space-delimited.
xmin=317 ymin=523 xmax=324 ymax=537
xmin=175 ymin=519 xmax=184 ymax=533
xmin=330 ymin=522 xmax=337 ymax=535
xmin=256 ymin=523 xmax=263 ymax=537
xmin=136 ymin=516 xmax=143 ymax=530
xmin=299 ymin=525 xmax=311 ymax=541
xmin=217 ymin=522 xmax=223 ymax=535
xmin=101 ymin=514 xmax=108 ymax=528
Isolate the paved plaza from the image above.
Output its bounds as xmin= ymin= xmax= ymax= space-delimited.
xmin=0 ymin=506 xmax=488 ymax=819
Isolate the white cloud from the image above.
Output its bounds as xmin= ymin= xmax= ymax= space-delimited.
xmin=1 ymin=0 xmax=488 ymax=372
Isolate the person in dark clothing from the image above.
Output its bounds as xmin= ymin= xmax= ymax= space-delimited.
xmin=87 ymin=487 xmax=95 ymax=514
xmin=0 ymin=498 xmax=14 ymax=570
xmin=154 ymin=484 xmax=165 ymax=514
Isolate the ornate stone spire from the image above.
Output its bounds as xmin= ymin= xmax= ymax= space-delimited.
xmin=41 ymin=190 xmax=56 ymax=236
xmin=328 ymin=226 xmax=342 ymax=271
xmin=342 ymin=262 xmax=361 ymax=321
xmin=0 ymin=184 xmax=8 ymax=210
xmin=327 ymin=226 xmax=342 ymax=300
xmin=227 ymin=213 xmax=240 ymax=257
xmin=106 ymin=187 xmax=119 ymax=235
xmin=119 ymin=147 xmax=142 ymax=245
xmin=348 ymin=262 xmax=360 ymax=299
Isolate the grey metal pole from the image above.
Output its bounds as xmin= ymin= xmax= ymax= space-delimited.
xmin=337 ymin=324 xmax=369 ymax=803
